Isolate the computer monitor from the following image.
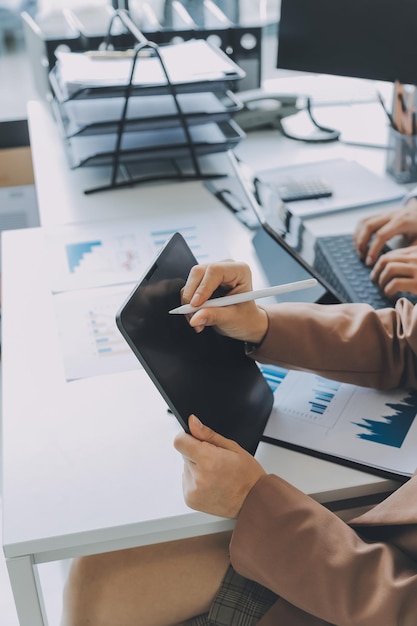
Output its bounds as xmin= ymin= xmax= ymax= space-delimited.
xmin=277 ymin=0 xmax=417 ymax=85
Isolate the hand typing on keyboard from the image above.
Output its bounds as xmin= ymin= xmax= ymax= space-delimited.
xmin=353 ymin=197 xmax=417 ymax=298
xmin=370 ymin=246 xmax=417 ymax=300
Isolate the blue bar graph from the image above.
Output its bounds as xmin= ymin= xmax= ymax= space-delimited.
xmin=66 ymin=241 xmax=102 ymax=273
xmin=150 ymin=227 xmax=208 ymax=261
xmin=260 ymin=364 xmax=288 ymax=392
xmin=88 ymin=307 xmax=127 ymax=358
xmin=309 ymin=379 xmax=340 ymax=414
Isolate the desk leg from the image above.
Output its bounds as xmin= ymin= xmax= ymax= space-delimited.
xmin=6 ymin=555 xmax=48 ymax=626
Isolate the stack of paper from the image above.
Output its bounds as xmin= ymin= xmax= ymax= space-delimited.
xmin=52 ymin=39 xmax=245 ymax=100
xmin=49 ymin=38 xmax=246 ymax=178
xmin=262 ymin=365 xmax=417 ymax=479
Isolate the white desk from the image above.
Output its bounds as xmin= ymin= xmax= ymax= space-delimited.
xmin=2 ymin=98 xmax=406 ymax=626
xmin=29 ymin=98 xmax=394 ymax=227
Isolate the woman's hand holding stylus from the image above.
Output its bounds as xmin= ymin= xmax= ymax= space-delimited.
xmin=181 ymin=261 xmax=268 ymax=344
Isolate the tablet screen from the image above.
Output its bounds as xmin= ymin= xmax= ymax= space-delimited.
xmin=116 ymin=232 xmax=273 ymax=454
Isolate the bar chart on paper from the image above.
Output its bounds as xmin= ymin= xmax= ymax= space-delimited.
xmin=65 ymin=227 xmax=208 ymax=276
xmin=261 ymin=366 xmax=417 ymax=477
xmin=53 ymin=285 xmax=138 ymax=381
xmin=49 ymin=216 xmax=230 ymax=380
xmin=65 ymin=236 xmax=141 ymax=275
xmin=46 ymin=218 xmax=222 ymax=293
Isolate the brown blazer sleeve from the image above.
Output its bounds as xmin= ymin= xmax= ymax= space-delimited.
xmin=253 ymin=298 xmax=417 ymax=389
xmin=230 ymin=474 xmax=417 ymax=626
xmin=237 ymin=299 xmax=417 ymax=623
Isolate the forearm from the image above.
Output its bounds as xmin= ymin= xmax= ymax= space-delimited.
xmin=252 ymin=299 xmax=417 ymax=389
xmin=231 ymin=475 xmax=417 ymax=626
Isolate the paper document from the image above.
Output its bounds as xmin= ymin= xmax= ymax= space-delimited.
xmin=257 ymin=159 xmax=405 ymax=219
xmin=54 ymin=40 xmax=244 ymax=99
xmin=44 ymin=215 xmax=227 ymax=294
xmin=62 ymin=92 xmax=240 ymax=136
xmin=67 ymin=121 xmax=241 ymax=168
xmin=261 ymin=365 xmax=417 ymax=478
xmin=53 ymin=285 xmax=138 ymax=381
xmin=45 ymin=214 xmax=232 ymax=380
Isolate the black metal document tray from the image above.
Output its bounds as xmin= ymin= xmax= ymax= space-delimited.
xmin=65 ymin=119 xmax=245 ymax=168
xmin=52 ymin=89 xmax=242 ymax=137
xmin=50 ymin=39 xmax=245 ymax=102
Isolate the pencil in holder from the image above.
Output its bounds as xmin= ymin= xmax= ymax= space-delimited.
xmin=386 ymin=127 xmax=417 ymax=184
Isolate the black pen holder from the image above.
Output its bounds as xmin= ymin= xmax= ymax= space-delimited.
xmin=386 ymin=128 xmax=417 ymax=184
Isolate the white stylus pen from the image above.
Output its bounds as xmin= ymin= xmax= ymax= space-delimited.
xmin=169 ymin=278 xmax=318 ymax=314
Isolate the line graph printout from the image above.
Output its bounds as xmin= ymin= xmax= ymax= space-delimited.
xmin=45 ymin=215 xmax=226 ymax=293
xmin=262 ymin=367 xmax=417 ymax=478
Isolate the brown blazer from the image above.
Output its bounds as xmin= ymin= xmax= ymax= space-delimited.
xmin=230 ymin=299 xmax=417 ymax=625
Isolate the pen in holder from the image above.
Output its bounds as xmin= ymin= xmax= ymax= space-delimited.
xmin=386 ymin=127 xmax=417 ymax=184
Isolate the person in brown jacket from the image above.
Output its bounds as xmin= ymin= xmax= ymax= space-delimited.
xmin=62 ymin=260 xmax=417 ymax=626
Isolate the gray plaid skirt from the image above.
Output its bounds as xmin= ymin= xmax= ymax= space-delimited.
xmin=184 ymin=565 xmax=277 ymax=626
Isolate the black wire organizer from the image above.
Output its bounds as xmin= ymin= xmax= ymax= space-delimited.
xmin=49 ymin=10 xmax=247 ymax=194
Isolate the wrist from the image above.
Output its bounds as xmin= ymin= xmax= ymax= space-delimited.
xmin=244 ymin=307 xmax=269 ymax=348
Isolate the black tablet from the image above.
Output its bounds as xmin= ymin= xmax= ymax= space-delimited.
xmin=115 ymin=232 xmax=274 ymax=455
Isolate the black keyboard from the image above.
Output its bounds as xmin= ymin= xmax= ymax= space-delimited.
xmin=314 ymin=234 xmax=417 ymax=309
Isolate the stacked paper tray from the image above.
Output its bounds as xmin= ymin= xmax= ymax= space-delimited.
xmin=65 ymin=120 xmax=244 ymax=168
xmin=49 ymin=38 xmax=246 ymax=177
xmin=52 ymin=90 xmax=242 ymax=137
xmin=50 ymin=39 xmax=245 ymax=101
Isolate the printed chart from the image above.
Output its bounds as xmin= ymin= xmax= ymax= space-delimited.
xmin=53 ymin=285 xmax=138 ymax=381
xmin=261 ymin=365 xmax=417 ymax=477
xmin=65 ymin=235 xmax=141 ymax=275
xmin=353 ymin=392 xmax=417 ymax=448
xmin=49 ymin=215 xmax=231 ymax=380
xmin=45 ymin=216 xmax=225 ymax=293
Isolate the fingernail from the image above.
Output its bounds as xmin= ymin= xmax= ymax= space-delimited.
xmin=365 ymin=255 xmax=372 ymax=266
xmin=192 ymin=414 xmax=203 ymax=428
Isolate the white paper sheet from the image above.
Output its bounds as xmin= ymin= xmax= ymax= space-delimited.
xmin=45 ymin=215 xmax=226 ymax=293
xmin=55 ymin=40 xmax=243 ymax=98
xmin=261 ymin=365 xmax=417 ymax=478
xmin=46 ymin=214 xmax=231 ymax=380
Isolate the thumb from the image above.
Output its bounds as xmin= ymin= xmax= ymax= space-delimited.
xmin=188 ymin=414 xmax=239 ymax=451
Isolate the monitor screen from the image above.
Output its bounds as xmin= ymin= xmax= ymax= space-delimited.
xmin=277 ymin=0 xmax=417 ymax=85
